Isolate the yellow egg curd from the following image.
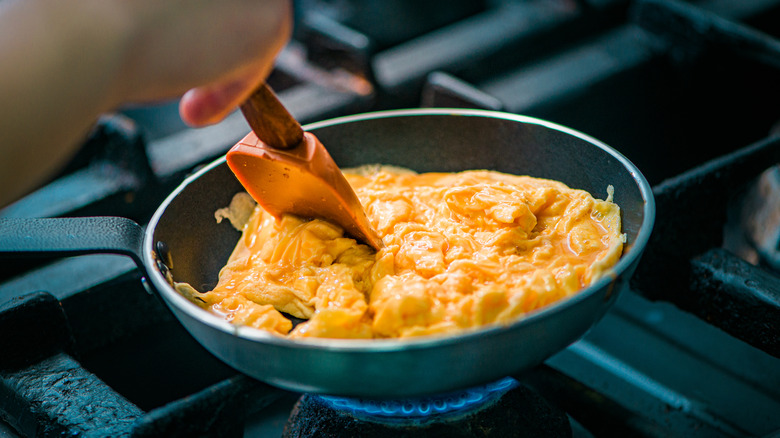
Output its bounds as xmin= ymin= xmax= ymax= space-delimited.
xmin=178 ymin=167 xmax=624 ymax=339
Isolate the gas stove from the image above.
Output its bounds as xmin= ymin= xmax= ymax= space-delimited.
xmin=1 ymin=0 xmax=779 ymax=437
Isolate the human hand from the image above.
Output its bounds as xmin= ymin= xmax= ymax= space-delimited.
xmin=0 ymin=0 xmax=291 ymax=206
xmin=116 ymin=0 xmax=292 ymax=127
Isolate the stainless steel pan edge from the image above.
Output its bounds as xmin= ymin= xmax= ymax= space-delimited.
xmin=144 ymin=108 xmax=655 ymax=398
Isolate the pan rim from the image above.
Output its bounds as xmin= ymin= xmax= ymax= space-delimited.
xmin=145 ymin=108 xmax=655 ymax=352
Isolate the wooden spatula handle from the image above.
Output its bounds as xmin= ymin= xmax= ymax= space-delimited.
xmin=240 ymin=83 xmax=304 ymax=150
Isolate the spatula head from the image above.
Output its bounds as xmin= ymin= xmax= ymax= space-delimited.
xmin=226 ymin=131 xmax=384 ymax=251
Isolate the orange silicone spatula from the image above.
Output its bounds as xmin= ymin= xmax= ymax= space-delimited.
xmin=226 ymin=83 xmax=383 ymax=251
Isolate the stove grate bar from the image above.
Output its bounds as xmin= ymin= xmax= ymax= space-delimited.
xmin=632 ymin=135 xmax=780 ymax=354
xmin=0 ymin=353 xmax=143 ymax=437
xmin=130 ymin=375 xmax=285 ymax=438
xmin=690 ymin=249 xmax=780 ymax=357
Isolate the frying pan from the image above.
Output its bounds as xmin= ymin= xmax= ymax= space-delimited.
xmin=0 ymin=109 xmax=654 ymax=398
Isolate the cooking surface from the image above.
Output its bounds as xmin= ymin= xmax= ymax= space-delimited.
xmin=1 ymin=0 xmax=779 ymax=436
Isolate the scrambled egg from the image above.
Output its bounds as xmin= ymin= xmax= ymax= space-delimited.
xmin=179 ymin=167 xmax=624 ymax=339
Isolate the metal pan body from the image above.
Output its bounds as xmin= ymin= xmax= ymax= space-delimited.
xmin=145 ymin=109 xmax=655 ymax=398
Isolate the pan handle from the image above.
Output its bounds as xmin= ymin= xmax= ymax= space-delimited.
xmin=0 ymin=217 xmax=146 ymax=272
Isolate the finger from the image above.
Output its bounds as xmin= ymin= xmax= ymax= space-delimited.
xmin=179 ymin=78 xmax=248 ymax=126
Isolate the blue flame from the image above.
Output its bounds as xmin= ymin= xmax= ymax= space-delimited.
xmin=317 ymin=377 xmax=518 ymax=424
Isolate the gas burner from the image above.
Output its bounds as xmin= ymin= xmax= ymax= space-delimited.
xmin=282 ymin=378 xmax=571 ymax=438
xmin=318 ymin=377 xmax=518 ymax=423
